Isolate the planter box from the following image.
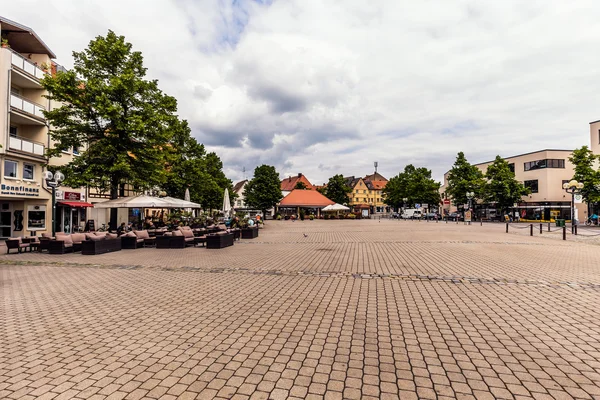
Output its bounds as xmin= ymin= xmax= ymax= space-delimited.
xmin=81 ymin=239 xmax=121 ymax=255
xmin=241 ymin=227 xmax=259 ymax=239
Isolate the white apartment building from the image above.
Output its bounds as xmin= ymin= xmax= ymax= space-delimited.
xmin=0 ymin=16 xmax=87 ymax=238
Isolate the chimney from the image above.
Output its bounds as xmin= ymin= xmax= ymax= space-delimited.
xmin=288 ymin=176 xmax=291 ymax=182
xmin=298 ymin=173 xmax=302 ymax=178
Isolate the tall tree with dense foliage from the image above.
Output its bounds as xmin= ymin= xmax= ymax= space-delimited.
xmin=42 ymin=30 xmax=186 ymax=229
xmin=162 ymin=134 xmax=233 ymax=211
xmin=244 ymin=165 xmax=283 ymax=217
xmin=569 ymin=146 xmax=600 ymax=207
xmin=322 ymin=174 xmax=352 ymax=205
xmin=445 ymin=152 xmax=486 ymax=206
xmin=484 ymin=156 xmax=530 ymax=213
xmin=383 ymin=165 xmax=441 ymax=209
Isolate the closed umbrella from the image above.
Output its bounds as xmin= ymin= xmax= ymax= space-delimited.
xmin=184 ymin=188 xmax=191 ymax=214
xmin=223 ymin=188 xmax=231 ymax=218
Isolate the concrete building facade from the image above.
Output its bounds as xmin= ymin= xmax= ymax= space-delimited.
xmin=440 ymin=149 xmax=585 ymax=221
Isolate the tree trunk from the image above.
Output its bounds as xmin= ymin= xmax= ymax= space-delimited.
xmin=109 ymin=180 xmax=119 ymax=232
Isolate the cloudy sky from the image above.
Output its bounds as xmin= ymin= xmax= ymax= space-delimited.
xmin=3 ymin=1 xmax=598 ymax=184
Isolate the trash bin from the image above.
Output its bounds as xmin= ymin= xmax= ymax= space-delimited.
xmin=555 ymin=219 xmax=565 ymax=227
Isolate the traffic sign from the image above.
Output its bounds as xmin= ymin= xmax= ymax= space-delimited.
xmin=415 ymin=204 xmax=421 ymax=209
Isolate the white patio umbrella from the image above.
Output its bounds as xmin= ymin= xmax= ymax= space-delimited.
xmin=160 ymin=196 xmax=201 ymax=208
xmin=93 ymin=195 xmax=171 ymax=209
xmin=322 ymin=203 xmax=350 ymax=211
xmin=223 ymin=188 xmax=232 ymax=217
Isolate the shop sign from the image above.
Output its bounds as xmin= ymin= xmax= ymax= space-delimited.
xmin=443 ymin=199 xmax=451 ymax=205
xmin=0 ymin=184 xmax=39 ymax=197
xmin=574 ymin=194 xmax=583 ymax=204
xmin=64 ymin=191 xmax=81 ymax=200
xmin=55 ymin=190 xmax=64 ymax=200
xmin=465 ymin=210 xmax=472 ymax=222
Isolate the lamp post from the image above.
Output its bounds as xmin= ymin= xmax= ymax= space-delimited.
xmin=563 ymin=180 xmax=584 ymax=234
xmin=466 ymin=191 xmax=474 ymax=222
xmin=44 ymin=171 xmax=65 ymax=236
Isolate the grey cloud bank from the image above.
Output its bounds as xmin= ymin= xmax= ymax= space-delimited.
xmin=3 ymin=0 xmax=596 ymax=184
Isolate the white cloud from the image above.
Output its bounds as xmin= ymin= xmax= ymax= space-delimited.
xmin=3 ymin=0 xmax=598 ymax=184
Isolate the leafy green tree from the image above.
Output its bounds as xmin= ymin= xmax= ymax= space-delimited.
xmin=484 ymin=156 xmax=530 ymax=213
xmin=162 ymin=134 xmax=233 ymax=211
xmin=445 ymin=152 xmax=486 ymax=206
xmin=42 ymin=30 xmax=185 ymax=229
xmin=322 ymin=174 xmax=352 ymax=205
xmin=383 ymin=165 xmax=440 ymax=209
xmin=294 ymin=181 xmax=307 ymax=190
xmin=569 ymin=146 xmax=600 ymax=207
xmin=244 ymin=165 xmax=283 ymax=217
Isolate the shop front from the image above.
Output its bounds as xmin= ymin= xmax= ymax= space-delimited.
xmin=0 ymin=182 xmax=51 ymax=238
xmin=55 ymin=191 xmax=93 ymax=233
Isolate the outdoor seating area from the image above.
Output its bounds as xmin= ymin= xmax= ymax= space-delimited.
xmin=4 ymin=223 xmax=259 ymax=255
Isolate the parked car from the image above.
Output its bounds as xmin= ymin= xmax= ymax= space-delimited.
xmin=424 ymin=212 xmax=438 ymax=219
xmin=447 ymin=212 xmax=463 ymax=221
xmin=391 ymin=212 xmax=400 ymax=219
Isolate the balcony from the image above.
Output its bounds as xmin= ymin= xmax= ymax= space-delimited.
xmin=10 ymin=93 xmax=46 ymax=125
xmin=8 ymin=135 xmax=45 ymax=158
xmin=9 ymin=49 xmax=47 ymax=82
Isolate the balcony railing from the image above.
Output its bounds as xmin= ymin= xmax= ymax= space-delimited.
xmin=9 ymin=49 xmax=48 ymax=80
xmin=8 ymin=135 xmax=45 ymax=157
xmin=10 ymin=93 xmax=45 ymax=119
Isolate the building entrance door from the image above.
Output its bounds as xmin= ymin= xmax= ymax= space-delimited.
xmin=0 ymin=203 xmax=11 ymax=238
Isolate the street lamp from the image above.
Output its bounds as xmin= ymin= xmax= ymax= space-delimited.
xmin=466 ymin=191 xmax=474 ymax=222
xmin=44 ymin=171 xmax=65 ymax=236
xmin=563 ymin=179 xmax=584 ymax=234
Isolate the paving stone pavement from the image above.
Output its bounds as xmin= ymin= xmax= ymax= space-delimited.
xmin=2 ymin=220 xmax=600 ymax=400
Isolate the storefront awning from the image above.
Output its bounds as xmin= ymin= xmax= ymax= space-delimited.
xmin=58 ymin=201 xmax=94 ymax=208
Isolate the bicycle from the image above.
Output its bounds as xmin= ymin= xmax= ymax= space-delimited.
xmin=97 ymin=223 xmax=108 ymax=232
xmin=584 ymin=215 xmax=599 ymax=226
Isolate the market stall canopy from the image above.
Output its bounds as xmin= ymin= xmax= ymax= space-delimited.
xmin=322 ymin=203 xmax=350 ymax=211
xmin=93 ymin=195 xmax=171 ymax=209
xmin=279 ymin=190 xmax=335 ymax=208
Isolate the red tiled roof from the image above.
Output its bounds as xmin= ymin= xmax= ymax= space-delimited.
xmin=281 ymin=174 xmax=313 ymax=191
xmin=364 ymin=172 xmax=388 ymax=182
xmin=369 ymin=180 xmax=387 ymax=190
xmin=279 ymin=189 xmax=334 ymax=207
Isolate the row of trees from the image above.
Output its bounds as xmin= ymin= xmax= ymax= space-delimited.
xmin=42 ymin=31 xmax=232 ymax=229
xmin=445 ymin=152 xmax=529 ymax=212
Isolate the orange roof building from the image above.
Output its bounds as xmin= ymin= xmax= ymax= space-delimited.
xmin=279 ymin=189 xmax=334 ymax=212
xmin=281 ymin=173 xmax=314 ymax=191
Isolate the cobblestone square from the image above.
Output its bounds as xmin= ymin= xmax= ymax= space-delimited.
xmin=2 ymin=220 xmax=600 ymax=399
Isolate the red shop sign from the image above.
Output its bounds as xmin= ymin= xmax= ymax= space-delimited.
xmin=64 ymin=191 xmax=81 ymax=200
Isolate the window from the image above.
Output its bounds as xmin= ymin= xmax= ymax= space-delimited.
xmin=27 ymin=205 xmax=46 ymax=230
xmin=73 ymin=146 xmax=79 ymax=155
xmin=524 ymin=159 xmax=564 ymax=171
xmin=9 ymin=126 xmax=17 ymax=137
xmin=524 ymin=180 xmax=539 ymax=193
xmin=23 ymin=164 xmax=34 ymax=180
xmin=508 ymin=163 xmax=515 ymax=173
xmin=10 ymin=87 xmax=20 ymax=95
xmin=4 ymin=160 xmax=17 ymax=178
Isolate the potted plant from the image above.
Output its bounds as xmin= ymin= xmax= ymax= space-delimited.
xmin=40 ymin=62 xmax=50 ymax=72
xmin=309 ymin=215 xmax=314 ymax=220
xmin=1 ymin=38 xmax=9 ymax=48
xmin=299 ymin=209 xmax=305 ymax=221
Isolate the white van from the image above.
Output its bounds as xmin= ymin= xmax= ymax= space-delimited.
xmin=401 ymin=209 xmax=422 ymax=219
